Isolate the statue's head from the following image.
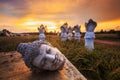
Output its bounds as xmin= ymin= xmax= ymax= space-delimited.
xmin=17 ymin=41 xmax=65 ymax=72
xmin=85 ymin=19 xmax=97 ymax=32
xmin=63 ymin=22 xmax=68 ymax=26
xmin=61 ymin=24 xmax=68 ymax=33
xmin=40 ymin=24 xmax=44 ymax=28
xmin=38 ymin=24 xmax=44 ymax=31
xmin=74 ymin=25 xmax=80 ymax=32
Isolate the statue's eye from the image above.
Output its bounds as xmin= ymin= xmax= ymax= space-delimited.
xmin=46 ymin=49 xmax=51 ymax=54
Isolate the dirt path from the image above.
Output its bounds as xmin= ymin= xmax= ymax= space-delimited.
xmin=81 ymin=38 xmax=120 ymax=46
xmin=94 ymin=39 xmax=120 ymax=46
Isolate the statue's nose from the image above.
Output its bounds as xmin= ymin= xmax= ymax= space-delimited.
xmin=45 ymin=54 xmax=55 ymax=62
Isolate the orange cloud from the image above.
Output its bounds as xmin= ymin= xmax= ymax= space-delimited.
xmin=0 ymin=0 xmax=120 ymax=33
xmin=96 ymin=19 xmax=120 ymax=31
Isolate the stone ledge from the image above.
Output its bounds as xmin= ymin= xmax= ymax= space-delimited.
xmin=0 ymin=51 xmax=87 ymax=80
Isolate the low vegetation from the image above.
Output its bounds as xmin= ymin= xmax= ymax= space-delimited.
xmin=0 ymin=35 xmax=38 ymax=52
xmin=95 ymin=33 xmax=120 ymax=41
xmin=0 ymin=35 xmax=120 ymax=80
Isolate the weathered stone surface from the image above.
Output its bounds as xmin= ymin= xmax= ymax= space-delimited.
xmin=17 ymin=40 xmax=66 ymax=72
xmin=60 ymin=23 xmax=68 ymax=41
xmin=68 ymin=26 xmax=73 ymax=40
xmin=0 ymin=51 xmax=87 ymax=80
xmin=84 ymin=19 xmax=97 ymax=50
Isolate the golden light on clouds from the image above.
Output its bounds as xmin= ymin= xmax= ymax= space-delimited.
xmin=16 ymin=17 xmax=58 ymax=32
xmin=96 ymin=19 xmax=120 ymax=32
xmin=0 ymin=0 xmax=120 ymax=33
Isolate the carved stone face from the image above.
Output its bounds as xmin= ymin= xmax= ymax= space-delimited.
xmin=17 ymin=41 xmax=65 ymax=72
xmin=33 ymin=44 xmax=65 ymax=70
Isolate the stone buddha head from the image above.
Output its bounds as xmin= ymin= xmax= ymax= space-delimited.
xmin=17 ymin=41 xmax=65 ymax=73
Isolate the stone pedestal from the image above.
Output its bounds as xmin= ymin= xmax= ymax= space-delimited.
xmin=84 ymin=32 xmax=95 ymax=50
xmin=61 ymin=33 xmax=68 ymax=41
xmin=39 ymin=33 xmax=45 ymax=41
xmin=74 ymin=25 xmax=81 ymax=41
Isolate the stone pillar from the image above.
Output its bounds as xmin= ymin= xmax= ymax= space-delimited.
xmin=84 ymin=19 xmax=97 ymax=50
xmin=74 ymin=25 xmax=81 ymax=41
xmin=67 ymin=26 xmax=73 ymax=40
xmin=60 ymin=23 xmax=68 ymax=41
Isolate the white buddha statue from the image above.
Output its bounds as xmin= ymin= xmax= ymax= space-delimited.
xmin=67 ymin=26 xmax=73 ymax=40
xmin=60 ymin=23 xmax=68 ymax=41
xmin=84 ymin=19 xmax=97 ymax=50
xmin=38 ymin=24 xmax=45 ymax=41
xmin=73 ymin=25 xmax=81 ymax=41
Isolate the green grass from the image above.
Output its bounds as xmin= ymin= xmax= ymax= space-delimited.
xmin=47 ymin=35 xmax=120 ymax=80
xmin=0 ymin=35 xmax=38 ymax=52
xmin=95 ymin=33 xmax=120 ymax=41
xmin=0 ymin=35 xmax=120 ymax=80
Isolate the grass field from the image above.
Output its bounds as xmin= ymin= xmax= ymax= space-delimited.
xmin=0 ymin=35 xmax=120 ymax=80
xmin=95 ymin=33 xmax=120 ymax=41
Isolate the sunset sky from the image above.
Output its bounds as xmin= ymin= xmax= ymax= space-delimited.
xmin=0 ymin=0 xmax=120 ymax=33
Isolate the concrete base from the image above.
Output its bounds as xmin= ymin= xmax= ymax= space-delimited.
xmin=85 ymin=38 xmax=94 ymax=50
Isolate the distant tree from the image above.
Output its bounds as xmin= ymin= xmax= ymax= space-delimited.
xmin=100 ymin=29 xmax=104 ymax=33
xmin=104 ymin=30 xmax=106 ymax=33
xmin=109 ymin=29 xmax=116 ymax=33
xmin=54 ymin=30 xmax=56 ymax=33
xmin=116 ymin=31 xmax=120 ymax=37
xmin=115 ymin=26 xmax=120 ymax=36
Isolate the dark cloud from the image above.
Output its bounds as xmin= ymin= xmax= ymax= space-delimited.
xmin=0 ymin=0 xmax=28 ymax=9
xmin=0 ymin=0 xmax=29 ymax=17
xmin=73 ymin=0 xmax=120 ymax=22
xmin=0 ymin=0 xmax=120 ymax=22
